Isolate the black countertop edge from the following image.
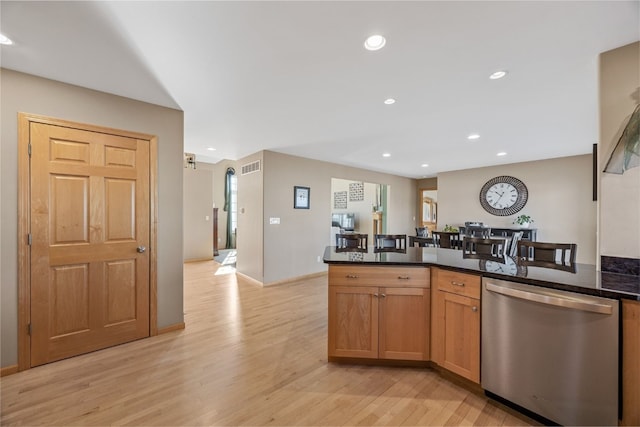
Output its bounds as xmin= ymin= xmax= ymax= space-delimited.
xmin=323 ymin=247 xmax=640 ymax=301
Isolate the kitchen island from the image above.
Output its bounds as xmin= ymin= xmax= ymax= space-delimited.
xmin=324 ymin=246 xmax=640 ymax=300
xmin=323 ymin=246 xmax=640 ymax=426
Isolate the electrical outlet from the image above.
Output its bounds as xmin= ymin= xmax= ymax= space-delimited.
xmin=205 ymin=215 xmax=210 ymax=221
xmin=317 ymin=255 xmax=322 ymax=263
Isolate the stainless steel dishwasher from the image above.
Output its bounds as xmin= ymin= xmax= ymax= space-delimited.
xmin=481 ymin=278 xmax=619 ymax=426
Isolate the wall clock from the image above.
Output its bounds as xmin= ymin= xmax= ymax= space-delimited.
xmin=479 ymin=176 xmax=528 ymax=216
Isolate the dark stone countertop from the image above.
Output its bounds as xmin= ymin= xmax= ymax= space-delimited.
xmin=323 ymin=246 xmax=640 ymax=301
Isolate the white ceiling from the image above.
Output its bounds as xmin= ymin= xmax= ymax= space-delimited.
xmin=2 ymin=1 xmax=638 ymax=178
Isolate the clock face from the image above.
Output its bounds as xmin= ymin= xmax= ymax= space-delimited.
xmin=485 ymin=183 xmax=518 ymax=209
xmin=480 ymin=257 xmax=528 ymax=277
xmin=479 ymin=176 xmax=528 ymax=216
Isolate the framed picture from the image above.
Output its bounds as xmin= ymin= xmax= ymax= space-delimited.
xmin=294 ymin=186 xmax=310 ymax=209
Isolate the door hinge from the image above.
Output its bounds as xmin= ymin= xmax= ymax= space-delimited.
xmin=28 ymin=143 xmax=32 ymax=157
xmin=27 ymin=234 xmax=32 ymax=246
xmin=28 ymin=323 xmax=32 ymax=336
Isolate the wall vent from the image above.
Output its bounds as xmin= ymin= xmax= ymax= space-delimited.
xmin=241 ymin=160 xmax=261 ymax=175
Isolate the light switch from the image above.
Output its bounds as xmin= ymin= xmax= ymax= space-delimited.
xmin=205 ymin=215 xmax=210 ymax=221
xmin=269 ymin=217 xmax=280 ymax=225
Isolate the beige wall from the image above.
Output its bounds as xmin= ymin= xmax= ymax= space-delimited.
xmin=437 ymin=155 xmax=596 ymax=264
xmin=599 ymin=42 xmax=640 ymax=259
xmin=183 ymin=167 xmax=213 ymax=261
xmin=259 ymin=151 xmax=417 ymax=284
xmin=0 ymin=69 xmax=185 ymax=367
xmin=236 ymin=152 xmax=265 ymax=281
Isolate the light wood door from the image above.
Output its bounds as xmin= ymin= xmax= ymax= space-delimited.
xmin=30 ymin=122 xmax=150 ymax=367
xmin=328 ymin=286 xmax=378 ymax=359
xmin=378 ymin=287 xmax=429 ymax=361
xmin=439 ymin=291 xmax=480 ymax=383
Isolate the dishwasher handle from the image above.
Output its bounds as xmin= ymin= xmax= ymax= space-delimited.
xmin=484 ymin=282 xmax=613 ymax=315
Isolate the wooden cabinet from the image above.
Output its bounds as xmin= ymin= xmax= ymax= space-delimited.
xmin=431 ymin=268 xmax=481 ymax=383
xmin=621 ymin=299 xmax=640 ymax=426
xmin=328 ymin=265 xmax=430 ymax=361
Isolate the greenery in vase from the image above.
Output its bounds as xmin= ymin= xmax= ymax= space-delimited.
xmin=443 ymin=224 xmax=459 ymax=232
xmin=513 ymin=214 xmax=534 ymax=225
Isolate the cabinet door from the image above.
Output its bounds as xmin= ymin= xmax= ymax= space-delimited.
xmin=379 ymin=287 xmax=430 ymax=361
xmin=328 ymin=286 xmax=379 ymax=359
xmin=622 ymin=299 xmax=640 ymax=426
xmin=440 ymin=292 xmax=480 ymax=383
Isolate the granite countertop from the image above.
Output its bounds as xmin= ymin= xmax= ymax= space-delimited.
xmin=323 ymin=246 xmax=640 ymax=301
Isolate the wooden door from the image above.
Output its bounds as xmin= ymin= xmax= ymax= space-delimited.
xmin=328 ymin=286 xmax=378 ymax=359
xmin=441 ymin=292 xmax=480 ymax=383
xmin=29 ymin=122 xmax=150 ymax=367
xmin=378 ymin=287 xmax=429 ymax=361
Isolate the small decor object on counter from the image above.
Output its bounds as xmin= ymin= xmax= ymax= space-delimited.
xmin=443 ymin=224 xmax=459 ymax=232
xmin=513 ymin=214 xmax=534 ymax=228
xmin=294 ymin=186 xmax=310 ymax=209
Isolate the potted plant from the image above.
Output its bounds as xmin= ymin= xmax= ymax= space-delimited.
xmin=513 ymin=214 xmax=534 ymax=228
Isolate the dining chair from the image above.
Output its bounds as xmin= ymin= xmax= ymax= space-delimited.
xmin=462 ymin=236 xmax=509 ymax=259
xmin=373 ymin=234 xmax=407 ymax=252
xmin=415 ymin=227 xmax=428 ymax=238
xmin=507 ymin=231 xmax=524 ymax=257
xmin=464 ymin=225 xmax=492 ymax=239
xmin=517 ymin=241 xmax=577 ymax=271
xmin=336 ymin=233 xmax=368 ymax=250
xmin=433 ymin=231 xmax=463 ymax=249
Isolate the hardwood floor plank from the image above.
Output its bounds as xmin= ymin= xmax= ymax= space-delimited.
xmin=1 ymin=260 xmax=537 ymax=426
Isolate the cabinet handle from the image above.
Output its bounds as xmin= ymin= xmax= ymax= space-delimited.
xmin=346 ymin=274 xmax=359 ymax=279
xmin=451 ymin=281 xmax=465 ymax=287
xmin=397 ymin=276 xmax=410 ymax=280
xmin=374 ymin=293 xmax=379 ymax=298
xmin=471 ymin=306 xmax=478 ymax=312
xmin=380 ymin=293 xmax=386 ymax=298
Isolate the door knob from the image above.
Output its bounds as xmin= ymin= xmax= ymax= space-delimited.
xmin=137 ymin=246 xmax=146 ymax=253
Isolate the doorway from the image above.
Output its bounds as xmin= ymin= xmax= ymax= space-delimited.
xmin=419 ymin=188 xmax=438 ymax=235
xmin=18 ymin=114 xmax=158 ymax=370
xmin=330 ymin=178 xmax=389 ymax=244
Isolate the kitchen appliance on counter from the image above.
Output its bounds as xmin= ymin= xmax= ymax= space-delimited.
xmin=481 ymin=278 xmax=619 ymax=426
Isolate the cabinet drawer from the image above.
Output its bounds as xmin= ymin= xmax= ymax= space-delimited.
xmin=434 ymin=268 xmax=480 ymax=299
xmin=329 ymin=265 xmax=429 ymax=288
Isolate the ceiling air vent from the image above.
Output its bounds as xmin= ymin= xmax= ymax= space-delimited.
xmin=241 ymin=160 xmax=261 ymax=175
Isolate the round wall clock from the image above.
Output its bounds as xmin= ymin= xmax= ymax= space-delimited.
xmin=479 ymin=176 xmax=528 ymax=216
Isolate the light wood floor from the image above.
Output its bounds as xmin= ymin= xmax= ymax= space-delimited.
xmin=1 ymin=261 xmax=537 ymax=426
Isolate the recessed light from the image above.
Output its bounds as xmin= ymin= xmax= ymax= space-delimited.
xmin=0 ymin=33 xmax=14 ymax=45
xmin=364 ymin=35 xmax=386 ymax=51
xmin=207 ymin=147 xmax=216 ymax=151
xmin=421 ymin=164 xmax=429 ymax=168
xmin=489 ymin=70 xmax=508 ymax=80
xmin=467 ymin=133 xmax=480 ymax=140
xmin=384 ymin=98 xmax=396 ymax=105
xmin=497 ymin=152 xmax=507 ymax=156
xmin=382 ymin=153 xmax=391 ymax=158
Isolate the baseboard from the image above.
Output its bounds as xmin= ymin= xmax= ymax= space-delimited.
xmin=157 ymin=322 xmax=185 ymax=334
xmin=1 ymin=364 xmax=19 ymax=377
xmin=235 ymin=271 xmax=264 ymax=287
xmin=264 ymin=271 xmax=327 ymax=286
xmin=235 ymin=271 xmax=327 ymax=287
xmin=184 ymin=257 xmax=214 ymax=263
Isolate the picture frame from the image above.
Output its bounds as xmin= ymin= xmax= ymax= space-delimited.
xmin=294 ymin=186 xmax=310 ymax=209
